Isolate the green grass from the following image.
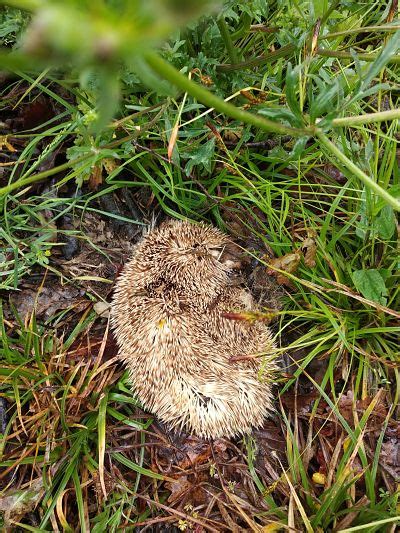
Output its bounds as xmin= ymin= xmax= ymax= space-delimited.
xmin=1 ymin=0 xmax=400 ymax=531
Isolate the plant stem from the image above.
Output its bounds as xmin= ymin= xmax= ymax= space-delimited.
xmin=321 ymin=24 xmax=400 ymax=40
xmin=332 ymin=108 xmax=400 ymax=127
xmin=216 ymin=17 xmax=239 ymax=64
xmin=317 ymin=131 xmax=400 ymax=211
xmin=0 ymin=131 xmax=141 ymax=197
xmin=316 ymin=48 xmax=400 ymax=64
xmin=0 ymin=154 xmax=91 ymax=197
xmin=216 ymin=43 xmax=296 ymax=71
xmin=144 ymin=51 xmax=309 ymax=137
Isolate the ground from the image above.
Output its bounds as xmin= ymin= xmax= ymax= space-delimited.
xmin=0 ymin=1 xmax=399 ymax=532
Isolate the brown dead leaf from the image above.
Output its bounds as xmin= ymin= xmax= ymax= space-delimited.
xmin=280 ymin=389 xmax=319 ymax=415
xmin=165 ymin=476 xmax=192 ymax=504
xmin=267 ymin=252 xmax=301 ymax=287
xmin=302 ymin=236 xmax=317 ymax=268
xmin=323 ymin=164 xmax=346 ymax=183
xmin=253 ymin=421 xmax=287 ymax=492
xmin=88 ymin=164 xmax=103 ymax=190
xmin=66 ymin=331 xmax=118 ymax=364
xmin=222 ymin=129 xmax=242 ymax=143
xmin=177 ymin=436 xmax=214 ymax=470
xmin=11 ymin=283 xmax=88 ymax=320
xmin=337 ymin=390 xmax=388 ymax=431
xmin=380 ymin=424 xmax=400 ymax=482
xmin=168 ymin=122 xmax=179 ymax=162
xmin=58 ymin=210 xmax=138 ymax=296
xmin=20 ymin=95 xmax=55 ymax=129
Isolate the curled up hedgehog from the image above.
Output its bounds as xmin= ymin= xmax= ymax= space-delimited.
xmin=111 ymin=219 xmax=278 ymax=439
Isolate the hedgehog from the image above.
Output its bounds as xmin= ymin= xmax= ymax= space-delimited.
xmin=111 ymin=219 xmax=278 ymax=439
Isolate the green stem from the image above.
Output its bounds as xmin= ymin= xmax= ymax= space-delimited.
xmin=322 ymin=24 xmax=400 ymax=40
xmin=316 ymin=47 xmax=400 ymax=64
xmin=0 ymin=131 xmax=141 ymax=197
xmin=216 ymin=43 xmax=296 ymax=72
xmin=0 ymin=154 xmax=91 ymax=197
xmin=216 ymin=17 xmax=239 ymax=64
xmin=317 ymin=131 xmax=400 ymax=211
xmin=332 ymin=108 xmax=400 ymax=127
xmin=144 ymin=51 xmax=309 ymax=137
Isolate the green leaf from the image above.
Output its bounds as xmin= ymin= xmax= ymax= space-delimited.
xmin=92 ymin=67 xmax=120 ymax=133
xmin=355 ymin=193 xmax=397 ymax=240
xmin=184 ymin=137 xmax=215 ymax=175
xmin=0 ymin=7 xmax=27 ymax=41
xmin=375 ymin=205 xmax=396 ymax=240
xmin=258 ymin=106 xmax=299 ymax=125
xmin=130 ymin=56 xmax=176 ymax=96
xmin=290 ymin=136 xmax=310 ymax=159
xmin=311 ymin=0 xmax=328 ymax=19
xmin=352 ymin=269 xmax=388 ymax=305
xmin=361 ymin=30 xmax=400 ymax=91
xmin=285 ymin=63 xmax=303 ymax=125
xmin=310 ymin=78 xmax=341 ymax=123
xmin=112 ymin=452 xmax=167 ymax=480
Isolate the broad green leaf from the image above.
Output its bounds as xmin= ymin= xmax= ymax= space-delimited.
xmin=184 ymin=137 xmax=215 ymax=175
xmin=310 ymin=78 xmax=341 ymax=123
xmin=355 ymin=196 xmax=397 ymax=240
xmin=352 ymin=269 xmax=388 ymax=305
xmin=92 ymin=67 xmax=120 ymax=133
xmin=375 ymin=205 xmax=396 ymax=240
xmin=361 ymin=30 xmax=400 ymax=91
xmin=311 ymin=0 xmax=328 ymax=19
xmin=130 ymin=56 xmax=176 ymax=96
xmin=285 ymin=63 xmax=303 ymax=125
xmin=0 ymin=7 xmax=27 ymax=40
xmin=290 ymin=136 xmax=310 ymax=159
